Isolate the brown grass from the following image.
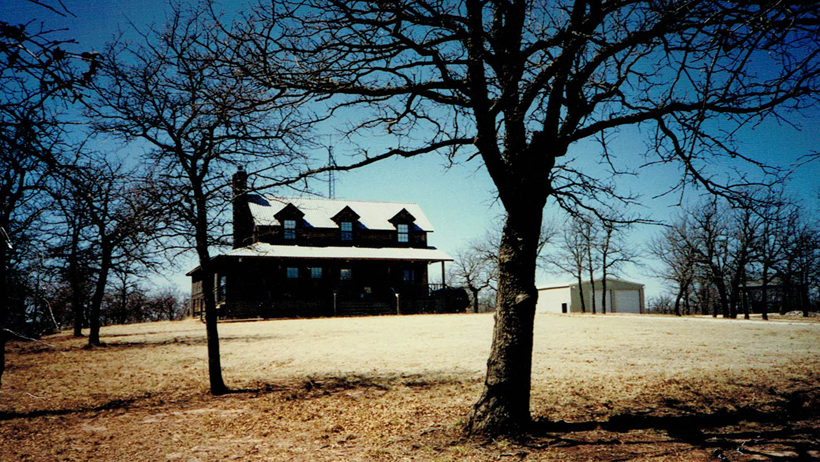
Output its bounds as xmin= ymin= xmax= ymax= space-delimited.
xmin=2 ymin=313 xmax=819 ymax=461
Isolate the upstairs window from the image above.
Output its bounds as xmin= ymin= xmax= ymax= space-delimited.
xmin=397 ymin=223 xmax=409 ymax=243
xmin=310 ymin=267 xmax=323 ymax=279
xmin=340 ymin=221 xmax=353 ymax=241
xmin=286 ymin=267 xmax=299 ymax=279
xmin=340 ymin=268 xmax=352 ymax=281
xmin=284 ymin=219 xmax=296 ymax=240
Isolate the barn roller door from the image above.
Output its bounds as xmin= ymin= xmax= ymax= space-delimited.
xmin=615 ymin=290 xmax=641 ymax=313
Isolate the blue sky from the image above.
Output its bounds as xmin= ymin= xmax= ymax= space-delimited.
xmin=6 ymin=0 xmax=820 ymax=301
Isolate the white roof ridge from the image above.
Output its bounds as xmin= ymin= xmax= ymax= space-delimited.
xmin=253 ymin=194 xmax=422 ymax=207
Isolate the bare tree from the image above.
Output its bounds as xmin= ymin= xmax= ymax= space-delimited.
xmin=450 ymin=245 xmax=495 ymax=313
xmin=88 ymin=4 xmax=310 ymax=394
xmin=690 ymin=200 xmax=733 ymax=318
xmin=1 ymin=1 xmax=97 ymax=390
xmin=648 ymin=215 xmax=698 ymax=316
xmin=236 ymin=0 xmax=820 ymax=435
xmin=781 ymin=211 xmax=820 ymax=317
xmin=548 ymin=215 xmax=593 ymax=313
xmin=597 ymin=219 xmax=637 ymax=314
xmin=453 ymin=220 xmax=556 ymax=313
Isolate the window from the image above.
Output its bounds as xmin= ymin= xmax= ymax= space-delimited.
xmin=286 ymin=267 xmax=299 ymax=279
xmin=340 ymin=268 xmax=352 ymax=281
xmin=217 ymin=275 xmax=227 ymax=301
xmin=310 ymin=267 xmax=322 ymax=279
xmin=397 ymin=223 xmax=409 ymax=243
xmin=284 ymin=219 xmax=296 ymax=240
xmin=403 ymin=269 xmax=415 ymax=283
xmin=340 ymin=221 xmax=353 ymax=241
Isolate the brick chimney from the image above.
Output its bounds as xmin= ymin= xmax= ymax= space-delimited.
xmin=232 ymin=167 xmax=253 ymax=249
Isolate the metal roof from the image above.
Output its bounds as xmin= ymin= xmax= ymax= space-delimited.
xmin=537 ymin=277 xmax=645 ymax=291
xmin=247 ymin=195 xmax=435 ymax=232
xmin=226 ymin=242 xmax=453 ymax=262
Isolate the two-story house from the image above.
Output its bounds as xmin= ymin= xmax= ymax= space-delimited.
xmin=187 ymin=169 xmax=456 ymax=318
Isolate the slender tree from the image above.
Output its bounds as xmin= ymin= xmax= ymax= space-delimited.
xmin=597 ymin=219 xmax=637 ymax=314
xmin=548 ymin=215 xmax=594 ymax=313
xmin=89 ymin=3 xmax=309 ymax=393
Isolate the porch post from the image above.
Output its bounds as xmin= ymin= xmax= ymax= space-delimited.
xmin=441 ymin=261 xmax=446 ymax=287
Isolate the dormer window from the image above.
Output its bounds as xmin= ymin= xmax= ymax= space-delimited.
xmin=284 ymin=219 xmax=296 ymax=240
xmin=332 ymin=206 xmax=360 ymax=243
xmin=397 ymin=223 xmax=409 ymax=243
xmin=274 ymin=202 xmax=305 ymax=242
xmin=341 ymin=221 xmax=353 ymax=241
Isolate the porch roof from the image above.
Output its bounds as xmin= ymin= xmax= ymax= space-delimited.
xmin=187 ymin=243 xmax=453 ymax=275
xmin=228 ymin=243 xmax=452 ymax=261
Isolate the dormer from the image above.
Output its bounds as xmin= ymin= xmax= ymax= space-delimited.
xmin=389 ymin=208 xmax=416 ymax=245
xmin=274 ymin=203 xmax=305 ymax=242
xmin=331 ymin=206 xmax=360 ymax=243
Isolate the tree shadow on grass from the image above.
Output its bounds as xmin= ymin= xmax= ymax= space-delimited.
xmin=530 ymin=387 xmax=820 ymax=460
xmin=231 ymin=372 xmax=472 ymax=397
xmin=0 ymin=395 xmax=146 ymax=421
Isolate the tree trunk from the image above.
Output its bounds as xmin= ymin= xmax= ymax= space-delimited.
xmin=470 ymin=287 xmax=480 ymax=313
xmin=716 ymin=278 xmax=729 ymax=319
xmin=198 ymin=254 xmax=229 ymax=395
xmin=0 ymin=241 xmax=6 ymax=391
xmin=761 ymin=266 xmax=770 ymax=321
xmin=193 ymin=190 xmax=229 ymax=396
xmin=466 ymin=208 xmax=542 ymax=436
xmin=88 ymin=242 xmax=112 ymax=347
xmin=576 ymin=272 xmax=586 ymax=313
xmin=673 ymin=284 xmax=685 ymax=317
xmin=587 ymin=249 xmax=596 ymax=315
xmin=0 ymin=335 xmax=5 ymax=393
xmin=69 ymin=225 xmax=84 ymax=337
xmin=601 ymin=273 xmax=607 ymax=315
xmin=741 ymin=273 xmax=750 ymax=320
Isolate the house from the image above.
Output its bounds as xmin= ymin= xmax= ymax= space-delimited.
xmin=536 ymin=278 xmax=645 ymax=314
xmin=187 ymin=169 xmax=457 ymax=318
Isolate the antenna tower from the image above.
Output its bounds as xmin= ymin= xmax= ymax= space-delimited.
xmin=327 ymin=146 xmax=336 ymax=199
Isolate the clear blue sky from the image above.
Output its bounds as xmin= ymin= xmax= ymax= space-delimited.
xmin=6 ymin=0 xmax=820 ymax=301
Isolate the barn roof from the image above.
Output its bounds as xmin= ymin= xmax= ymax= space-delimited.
xmin=247 ymin=195 xmax=435 ymax=232
xmin=538 ymin=277 xmax=644 ymax=291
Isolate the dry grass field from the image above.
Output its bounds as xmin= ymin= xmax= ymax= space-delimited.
xmin=1 ymin=313 xmax=819 ymax=461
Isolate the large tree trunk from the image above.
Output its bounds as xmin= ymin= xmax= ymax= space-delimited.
xmin=87 ymin=242 xmax=112 ymax=347
xmin=466 ymin=208 xmax=543 ymax=436
xmin=601 ymin=272 xmax=607 ymax=315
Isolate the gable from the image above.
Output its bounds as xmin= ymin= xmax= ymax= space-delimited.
xmin=247 ymin=196 xmax=435 ymax=232
xmin=273 ymin=203 xmax=305 ymax=222
xmin=331 ymin=205 xmax=361 ymax=224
